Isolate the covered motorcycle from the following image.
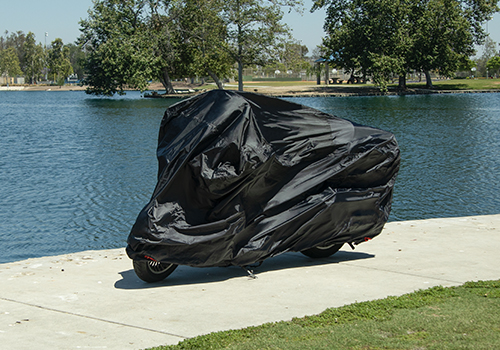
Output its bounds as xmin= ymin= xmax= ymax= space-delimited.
xmin=126 ymin=90 xmax=400 ymax=282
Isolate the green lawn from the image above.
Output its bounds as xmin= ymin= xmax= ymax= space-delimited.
xmin=406 ymin=78 xmax=500 ymax=90
xmin=148 ymin=280 xmax=500 ymax=350
xmin=185 ymin=77 xmax=500 ymax=93
xmin=239 ymin=78 xmax=500 ymax=91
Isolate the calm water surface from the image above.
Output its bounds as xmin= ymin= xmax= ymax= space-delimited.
xmin=1 ymin=91 xmax=499 ymax=263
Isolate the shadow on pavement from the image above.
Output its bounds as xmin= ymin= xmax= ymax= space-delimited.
xmin=114 ymin=250 xmax=375 ymax=290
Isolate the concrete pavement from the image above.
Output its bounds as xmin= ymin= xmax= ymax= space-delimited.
xmin=1 ymin=214 xmax=499 ymax=350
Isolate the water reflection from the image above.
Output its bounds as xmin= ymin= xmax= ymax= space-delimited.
xmin=0 ymin=91 xmax=499 ymax=263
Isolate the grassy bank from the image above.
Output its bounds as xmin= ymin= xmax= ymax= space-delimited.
xmin=406 ymin=78 xmax=500 ymax=90
xmin=9 ymin=77 xmax=499 ymax=94
xmin=230 ymin=78 xmax=500 ymax=96
xmin=236 ymin=78 xmax=500 ymax=90
xmin=149 ymin=280 xmax=500 ymax=350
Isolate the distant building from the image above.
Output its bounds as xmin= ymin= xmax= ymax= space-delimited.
xmin=0 ymin=76 xmax=25 ymax=85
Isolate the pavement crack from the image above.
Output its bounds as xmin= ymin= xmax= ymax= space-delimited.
xmin=342 ymin=263 xmax=463 ymax=284
xmin=0 ymin=297 xmax=188 ymax=340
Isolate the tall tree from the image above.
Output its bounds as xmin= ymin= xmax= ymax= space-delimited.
xmin=48 ymin=38 xmax=73 ymax=85
xmin=223 ymin=0 xmax=301 ymax=91
xmin=79 ymin=0 xmax=161 ymax=95
xmin=476 ymin=36 xmax=497 ymax=76
xmin=79 ymin=0 xmax=233 ymax=95
xmin=319 ymin=0 xmax=411 ymax=90
xmin=65 ymin=43 xmax=86 ymax=80
xmin=275 ymin=40 xmax=309 ymax=75
xmin=407 ymin=0 xmax=489 ymax=87
xmin=148 ymin=0 xmax=191 ymax=94
xmin=23 ymin=32 xmax=45 ymax=84
xmin=0 ymin=47 xmax=23 ymax=83
xmin=172 ymin=0 xmax=233 ymax=89
xmin=0 ymin=31 xmax=26 ymax=66
xmin=486 ymin=55 xmax=500 ymax=76
xmin=316 ymin=0 xmax=499 ymax=90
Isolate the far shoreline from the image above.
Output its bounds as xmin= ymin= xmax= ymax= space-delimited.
xmin=2 ymin=80 xmax=499 ymax=98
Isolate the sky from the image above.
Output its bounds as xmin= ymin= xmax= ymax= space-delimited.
xmin=2 ymin=0 xmax=499 ymax=57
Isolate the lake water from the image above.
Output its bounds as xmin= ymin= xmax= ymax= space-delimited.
xmin=1 ymin=91 xmax=499 ymax=263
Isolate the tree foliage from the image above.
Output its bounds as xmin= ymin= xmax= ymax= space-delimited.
xmin=0 ymin=30 xmax=26 ymax=66
xmin=276 ymin=41 xmax=309 ymax=74
xmin=1 ymin=30 xmax=82 ymax=84
xmin=487 ymin=55 xmax=500 ymax=75
xmin=172 ymin=0 xmax=233 ymax=88
xmin=223 ymin=0 xmax=301 ymax=90
xmin=79 ymin=0 xmax=300 ymax=95
xmin=79 ymin=0 xmax=235 ymax=95
xmin=23 ymin=32 xmax=45 ymax=84
xmin=475 ymin=36 xmax=497 ymax=76
xmin=319 ymin=0 xmax=410 ymax=90
xmin=79 ymin=0 xmax=158 ymax=95
xmin=66 ymin=43 xmax=87 ymax=79
xmin=48 ymin=38 xmax=73 ymax=85
xmin=0 ymin=47 xmax=23 ymax=81
xmin=316 ymin=0 xmax=499 ymax=90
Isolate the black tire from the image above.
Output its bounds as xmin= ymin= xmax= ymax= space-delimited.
xmin=301 ymin=243 xmax=344 ymax=259
xmin=133 ymin=259 xmax=178 ymax=283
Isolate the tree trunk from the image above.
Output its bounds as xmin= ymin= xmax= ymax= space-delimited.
xmin=424 ymin=70 xmax=433 ymax=88
xmin=160 ymin=68 xmax=175 ymax=94
xmin=398 ymin=74 xmax=406 ymax=90
xmin=207 ymin=69 xmax=223 ymax=89
xmin=325 ymin=62 xmax=329 ymax=84
xmin=236 ymin=0 xmax=244 ymax=92
xmin=238 ymin=60 xmax=243 ymax=91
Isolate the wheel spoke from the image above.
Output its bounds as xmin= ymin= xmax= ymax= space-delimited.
xmin=148 ymin=261 xmax=173 ymax=274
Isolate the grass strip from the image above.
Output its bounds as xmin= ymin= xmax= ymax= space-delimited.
xmin=148 ymin=280 xmax=500 ymax=350
xmin=406 ymin=78 xmax=500 ymax=90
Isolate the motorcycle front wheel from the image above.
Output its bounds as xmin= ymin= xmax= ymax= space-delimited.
xmin=133 ymin=260 xmax=178 ymax=283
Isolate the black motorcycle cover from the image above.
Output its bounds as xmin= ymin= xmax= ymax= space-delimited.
xmin=126 ymin=90 xmax=400 ymax=267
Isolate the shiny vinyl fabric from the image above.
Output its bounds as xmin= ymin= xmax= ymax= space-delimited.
xmin=126 ymin=90 xmax=400 ymax=267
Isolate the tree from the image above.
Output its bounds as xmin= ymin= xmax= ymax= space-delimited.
xmin=148 ymin=0 xmax=193 ymax=94
xmin=79 ymin=0 xmax=161 ymax=95
xmin=223 ymin=0 xmax=301 ymax=91
xmin=48 ymin=38 xmax=73 ymax=85
xmin=66 ymin=43 xmax=86 ymax=80
xmin=319 ymin=0 xmax=411 ymax=91
xmin=316 ymin=0 xmax=499 ymax=90
xmin=407 ymin=0 xmax=487 ymax=88
xmin=457 ymin=56 xmax=477 ymax=77
xmin=486 ymin=55 xmax=500 ymax=76
xmin=23 ymin=32 xmax=45 ymax=84
xmin=476 ymin=37 xmax=497 ymax=77
xmin=172 ymin=0 xmax=233 ymax=89
xmin=0 ymin=30 xmax=26 ymax=67
xmin=276 ymin=40 xmax=309 ymax=75
xmin=79 ymin=0 xmax=234 ymax=95
xmin=0 ymin=47 xmax=23 ymax=84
